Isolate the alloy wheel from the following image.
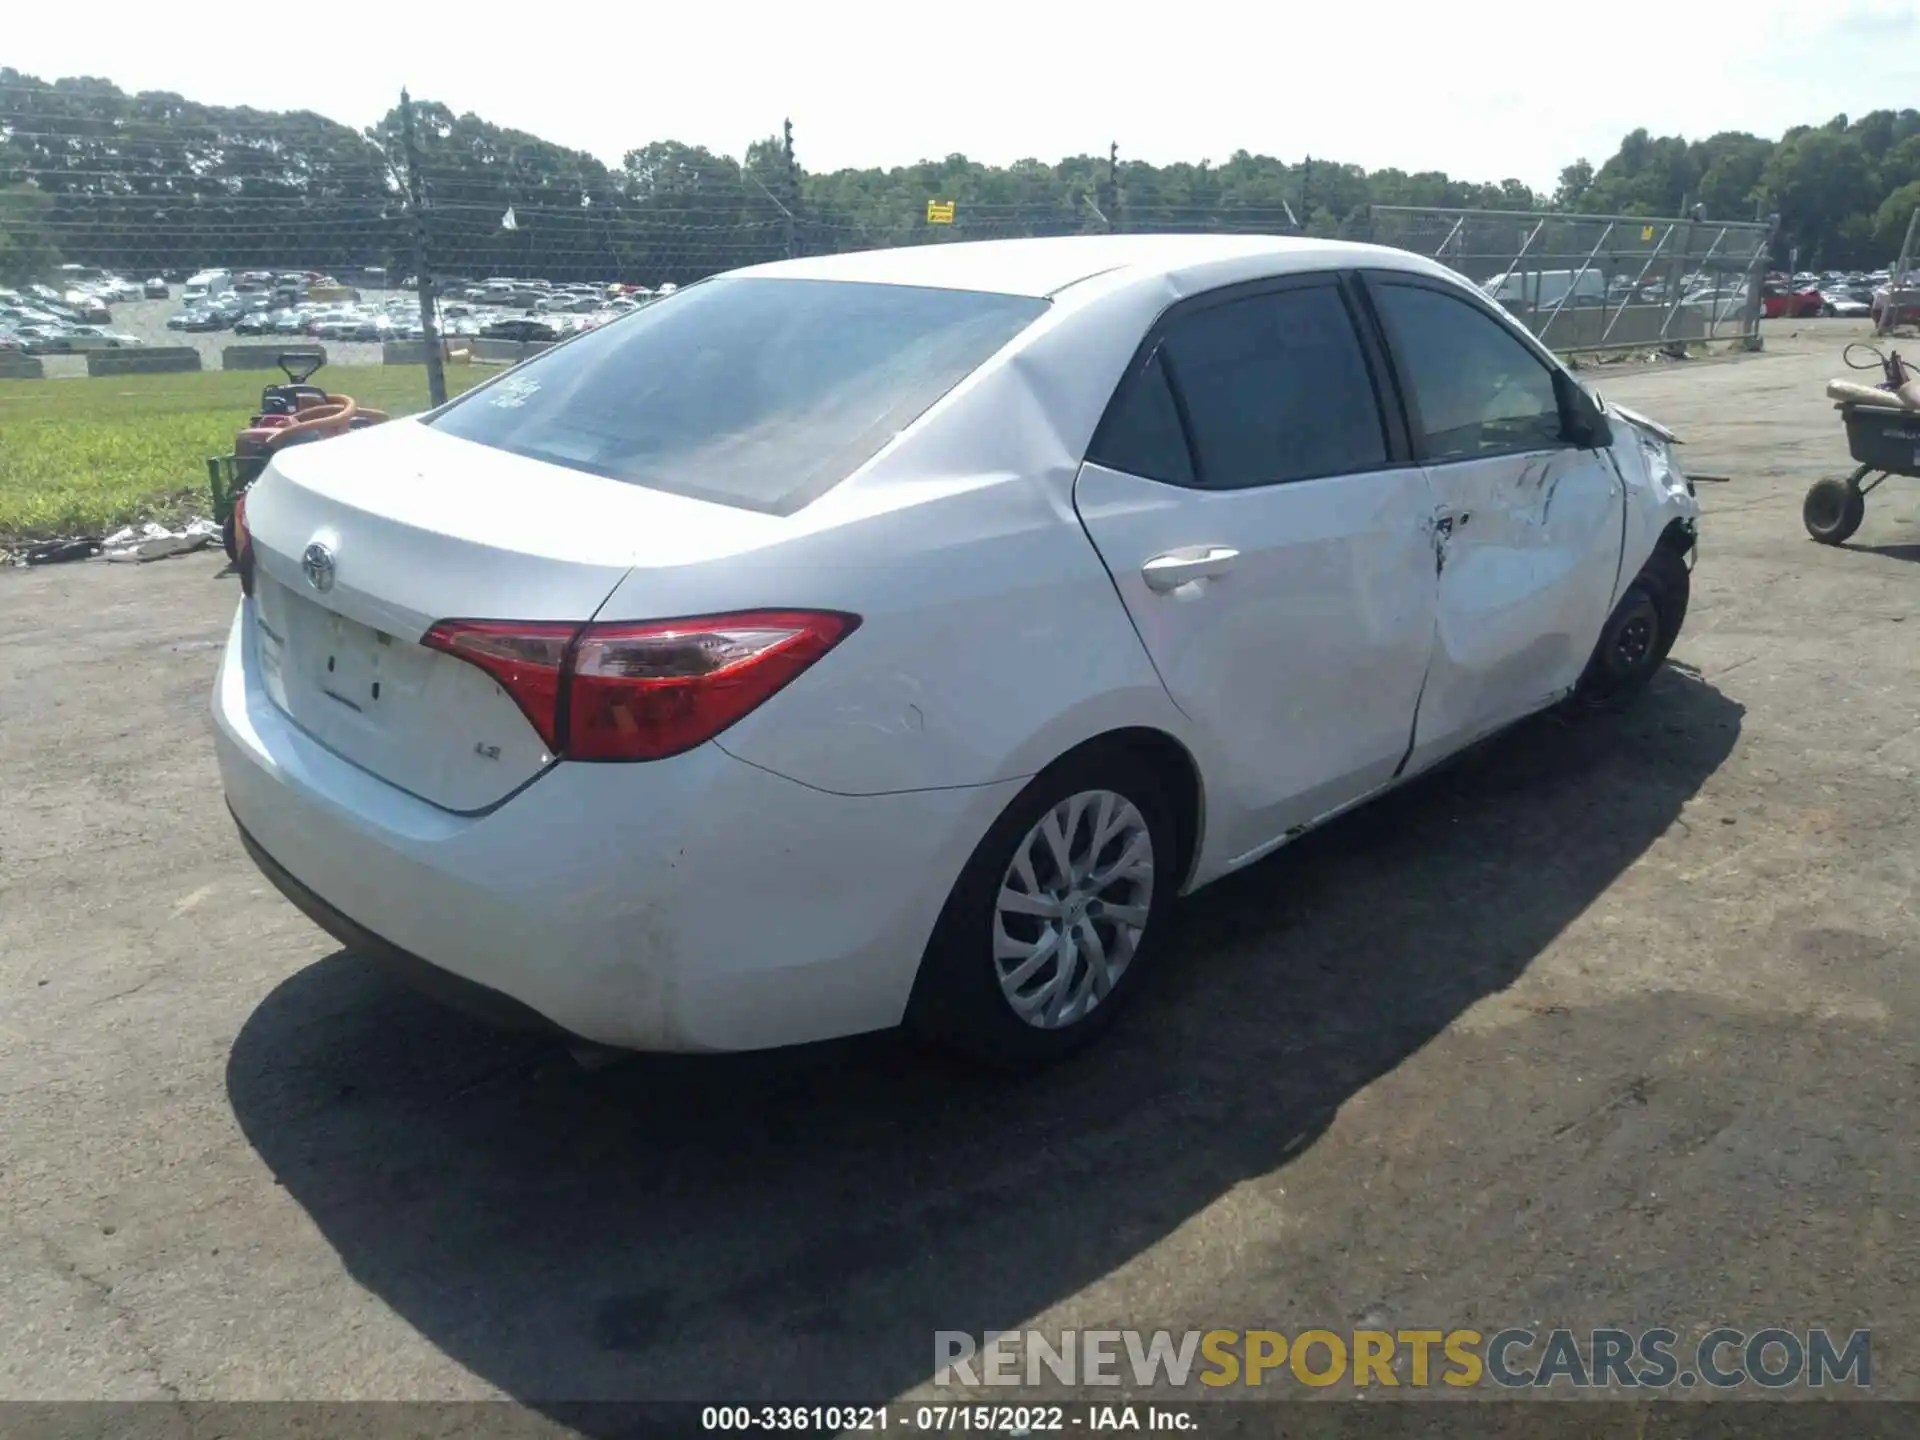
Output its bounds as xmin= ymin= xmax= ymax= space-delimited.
xmin=992 ymin=789 xmax=1155 ymax=1029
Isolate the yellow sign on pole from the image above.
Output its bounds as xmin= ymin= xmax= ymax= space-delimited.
xmin=927 ymin=200 xmax=956 ymax=225
xmin=1642 ymin=225 xmax=1657 ymax=241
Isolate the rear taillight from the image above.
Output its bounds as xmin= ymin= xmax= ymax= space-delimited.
xmin=233 ymin=490 xmax=255 ymax=597
xmin=422 ymin=610 xmax=857 ymax=762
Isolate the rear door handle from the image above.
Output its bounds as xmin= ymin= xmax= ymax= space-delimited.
xmin=1141 ymin=546 xmax=1239 ymax=593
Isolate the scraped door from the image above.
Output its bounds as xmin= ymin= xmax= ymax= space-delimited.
xmin=1360 ymin=274 xmax=1625 ymax=774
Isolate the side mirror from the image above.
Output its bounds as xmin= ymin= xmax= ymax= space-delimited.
xmin=1558 ymin=372 xmax=1612 ymax=450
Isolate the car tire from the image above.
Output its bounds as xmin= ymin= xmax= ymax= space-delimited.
xmin=906 ymin=746 xmax=1180 ymax=1067
xmin=1803 ymin=474 xmax=1866 ymax=545
xmin=1575 ymin=544 xmax=1689 ymax=704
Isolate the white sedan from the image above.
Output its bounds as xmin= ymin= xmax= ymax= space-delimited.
xmin=214 ymin=234 xmax=1700 ymax=1064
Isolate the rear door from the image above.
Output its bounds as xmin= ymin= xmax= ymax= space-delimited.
xmin=1359 ymin=272 xmax=1625 ymax=774
xmin=1073 ymin=275 xmax=1438 ymax=862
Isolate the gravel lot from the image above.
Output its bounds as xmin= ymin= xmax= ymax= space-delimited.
xmin=2 ymin=323 xmax=1917 ymax=1415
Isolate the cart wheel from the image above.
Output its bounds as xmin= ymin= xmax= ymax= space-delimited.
xmin=1803 ymin=474 xmax=1866 ymax=545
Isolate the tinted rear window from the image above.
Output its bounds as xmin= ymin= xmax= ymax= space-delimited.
xmin=429 ymin=276 xmax=1048 ymax=513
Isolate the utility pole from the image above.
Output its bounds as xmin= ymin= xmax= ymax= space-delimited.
xmin=781 ymin=118 xmax=798 ymax=258
xmin=1106 ymin=142 xmax=1119 ymax=234
xmin=743 ymin=131 xmax=798 ymax=262
xmin=400 ymin=89 xmax=448 ymax=409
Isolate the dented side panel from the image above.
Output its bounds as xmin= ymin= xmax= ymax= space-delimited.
xmin=1404 ymin=444 xmax=1624 ymax=774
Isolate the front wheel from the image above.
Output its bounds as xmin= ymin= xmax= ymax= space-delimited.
xmin=1575 ymin=545 xmax=1690 ymax=704
xmin=906 ymin=747 xmax=1179 ymax=1066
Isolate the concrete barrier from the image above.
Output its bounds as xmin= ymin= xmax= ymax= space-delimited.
xmin=222 ymin=344 xmax=327 ymax=372
xmin=379 ymin=337 xmax=553 ymax=366
xmin=1510 ymin=302 xmax=1712 ymax=352
xmin=380 ymin=339 xmax=476 ymax=366
xmin=472 ymin=338 xmax=555 ymax=364
xmin=86 ymin=346 xmax=202 ymax=376
xmin=0 ymin=352 xmax=45 ymax=380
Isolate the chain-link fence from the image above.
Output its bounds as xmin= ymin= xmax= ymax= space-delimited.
xmin=3 ymin=67 xmax=1780 ymax=431
xmin=1362 ymin=206 xmax=1777 ymax=353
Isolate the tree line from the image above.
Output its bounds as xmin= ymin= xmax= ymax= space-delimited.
xmin=4 ymin=68 xmax=1918 ymax=288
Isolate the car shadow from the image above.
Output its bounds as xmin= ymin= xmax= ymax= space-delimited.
xmin=226 ymin=667 xmax=1743 ymax=1413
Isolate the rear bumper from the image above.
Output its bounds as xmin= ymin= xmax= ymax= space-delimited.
xmin=212 ymin=602 xmax=1022 ymax=1051
xmin=231 ymin=812 xmax=569 ymax=1039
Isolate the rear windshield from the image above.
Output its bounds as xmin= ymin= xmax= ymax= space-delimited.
xmin=429 ymin=276 xmax=1049 ymax=514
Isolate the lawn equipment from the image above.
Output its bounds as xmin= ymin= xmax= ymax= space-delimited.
xmin=208 ymin=352 xmax=390 ymax=561
xmin=1804 ymin=342 xmax=1920 ymax=545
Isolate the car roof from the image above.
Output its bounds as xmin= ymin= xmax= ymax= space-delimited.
xmin=727 ymin=233 xmax=1452 ymax=298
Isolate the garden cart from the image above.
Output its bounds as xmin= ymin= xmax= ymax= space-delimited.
xmin=1803 ymin=343 xmax=1920 ymax=545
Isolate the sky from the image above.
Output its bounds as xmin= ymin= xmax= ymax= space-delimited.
xmin=8 ymin=0 xmax=1920 ymax=190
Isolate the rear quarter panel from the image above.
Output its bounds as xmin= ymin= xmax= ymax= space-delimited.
xmin=591 ymin=312 xmax=1201 ymax=799
xmin=699 ymin=473 xmax=1191 ymax=797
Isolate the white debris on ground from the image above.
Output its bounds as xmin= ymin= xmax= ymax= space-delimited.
xmin=103 ymin=518 xmax=221 ymax=562
xmin=7 ymin=517 xmax=222 ymax=567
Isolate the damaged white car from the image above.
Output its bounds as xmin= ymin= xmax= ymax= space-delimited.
xmin=215 ymin=234 xmax=1699 ymax=1065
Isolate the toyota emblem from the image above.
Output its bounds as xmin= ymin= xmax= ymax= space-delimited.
xmin=301 ymin=541 xmax=336 ymax=593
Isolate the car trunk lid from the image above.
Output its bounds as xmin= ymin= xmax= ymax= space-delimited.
xmin=242 ymin=420 xmax=780 ymax=811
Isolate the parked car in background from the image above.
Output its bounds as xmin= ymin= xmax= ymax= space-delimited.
xmin=479 ymin=316 xmax=562 ymax=342
xmin=1761 ymin=282 xmax=1824 ymax=319
xmin=183 ymin=269 xmax=234 ymax=304
xmin=309 ymin=313 xmax=368 ymax=340
xmin=217 ymin=234 xmax=1699 ymax=1063
xmin=15 ymin=325 xmax=79 ymax=353
xmin=1682 ymin=287 xmax=1749 ymax=322
xmin=172 ymin=309 xmax=228 ymax=333
xmin=145 ymin=277 xmax=171 ymax=299
xmin=62 ymin=326 xmax=144 ymax=351
xmin=234 ymin=311 xmax=278 ymax=336
xmin=1825 ymin=292 xmax=1873 ymax=319
xmin=64 ymin=293 xmax=113 ymax=324
xmin=0 ymin=304 xmax=60 ymax=329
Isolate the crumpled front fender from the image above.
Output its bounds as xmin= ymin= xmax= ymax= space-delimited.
xmin=1597 ymin=396 xmax=1700 ymax=602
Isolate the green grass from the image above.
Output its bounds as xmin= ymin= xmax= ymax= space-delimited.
xmin=0 ymin=365 xmax=490 ymax=543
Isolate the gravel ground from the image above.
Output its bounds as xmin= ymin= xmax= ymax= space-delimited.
xmin=1 ymin=323 xmax=1916 ymax=1418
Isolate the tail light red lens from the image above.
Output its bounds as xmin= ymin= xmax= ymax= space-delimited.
xmin=419 ymin=620 xmax=576 ymax=751
xmin=422 ymin=610 xmax=857 ymax=762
